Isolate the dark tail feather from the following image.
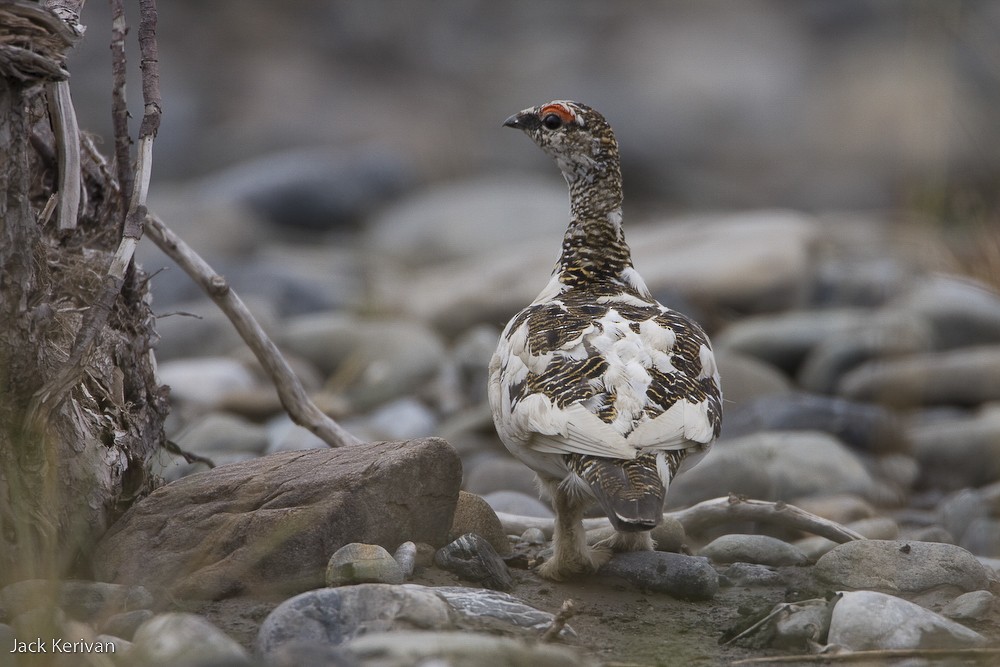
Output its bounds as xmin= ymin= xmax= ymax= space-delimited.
xmin=570 ymin=454 xmax=665 ymax=532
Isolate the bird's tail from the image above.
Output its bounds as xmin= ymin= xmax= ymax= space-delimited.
xmin=569 ymin=453 xmax=666 ymax=532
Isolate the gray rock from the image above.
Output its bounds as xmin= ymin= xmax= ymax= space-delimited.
xmin=429 ymin=586 xmax=575 ymax=637
xmin=713 ymin=350 xmax=793 ymax=408
xmin=791 ymin=493 xmax=876 ymax=525
xmin=839 ymin=345 xmax=1000 ymax=408
xmin=815 ymin=540 xmax=991 ymax=593
xmin=910 ymin=408 xmax=1000 ymax=490
xmin=159 ymin=357 xmax=260 ymax=406
xmin=130 ymin=612 xmax=252 ymax=666
xmin=175 ymin=412 xmax=270 ymax=456
xmin=0 ymin=624 xmax=13 ymax=652
xmin=667 ymin=431 xmax=879 ymax=508
xmin=449 ymin=491 xmax=512 ymax=557
xmin=599 ymin=552 xmax=718 ymax=600
xmin=264 ymin=640 xmax=358 ymax=667
xmin=264 ymin=415 xmax=329 ymax=454
xmin=276 ymin=313 xmax=446 ymax=410
xmin=810 ymin=257 xmax=912 ymax=309
xmin=213 ymin=145 xmax=411 ymax=233
xmin=392 ymin=542 xmax=417 ymax=579
xmin=451 ymin=324 xmax=503 ymax=406
xmin=722 ymin=392 xmax=908 ymax=454
xmin=795 ymin=517 xmax=899 ymax=560
xmin=962 ymin=517 xmax=1000 ymax=557
xmin=719 ymin=562 xmax=785 ymax=587
xmin=715 ymin=308 xmax=873 ymax=373
xmin=342 ymin=630 xmax=594 ymax=667
xmin=698 ymin=534 xmax=808 ymax=566
xmin=153 ymin=451 xmax=259 ymax=484
xmin=154 ymin=296 xmax=280 ymax=362
xmin=519 ymin=528 xmax=546 ymax=545
xmin=0 ymin=579 xmax=152 ymax=622
xmin=465 ymin=456 xmax=540 ymax=497
xmin=435 ymin=534 xmax=514 ymax=591
xmin=941 ymin=590 xmax=996 ymax=621
xmin=828 ymin=590 xmax=987 ymax=650
xmin=482 ymin=491 xmax=554 ymax=519
xmin=937 ymin=485 xmax=997 ymax=546
xmin=797 ymin=313 xmax=932 ymax=393
xmin=367 ymin=176 xmax=568 ymax=266
xmin=99 ymin=609 xmax=154 ymax=641
xmin=256 ymin=584 xmax=455 ymax=656
xmin=351 ymin=397 xmax=438 ymax=442
xmin=94 ymin=439 xmax=462 ymax=599
xmin=326 ymin=543 xmax=405 ymax=587
xmin=890 ymin=275 xmax=1000 ymax=350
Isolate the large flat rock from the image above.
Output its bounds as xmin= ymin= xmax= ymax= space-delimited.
xmin=94 ymin=439 xmax=462 ymax=599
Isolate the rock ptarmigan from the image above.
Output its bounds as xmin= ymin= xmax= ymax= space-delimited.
xmin=488 ymin=101 xmax=722 ymax=580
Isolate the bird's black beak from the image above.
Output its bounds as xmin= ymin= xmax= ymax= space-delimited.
xmin=503 ymin=110 xmax=536 ymax=130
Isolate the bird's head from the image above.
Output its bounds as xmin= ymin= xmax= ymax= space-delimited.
xmin=503 ymin=100 xmax=619 ymax=184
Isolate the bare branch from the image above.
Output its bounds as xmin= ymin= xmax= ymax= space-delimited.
xmin=144 ymin=212 xmax=363 ymax=448
xmin=108 ymin=0 xmax=131 ymax=216
xmin=496 ymin=495 xmax=866 ymax=545
xmin=0 ymin=1 xmax=79 ymax=82
xmin=540 ymin=599 xmax=575 ymax=642
xmin=45 ymin=80 xmax=81 ymax=230
xmin=730 ymin=648 xmax=1000 ymax=665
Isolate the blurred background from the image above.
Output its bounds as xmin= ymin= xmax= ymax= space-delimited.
xmin=62 ymin=1 xmax=1000 ymax=554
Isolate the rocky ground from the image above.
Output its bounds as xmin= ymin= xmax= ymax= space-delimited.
xmin=3 ymin=165 xmax=1000 ymax=665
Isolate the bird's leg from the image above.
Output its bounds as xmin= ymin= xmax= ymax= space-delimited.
xmin=536 ymin=478 xmax=612 ymax=580
xmin=594 ymin=529 xmax=655 ymax=553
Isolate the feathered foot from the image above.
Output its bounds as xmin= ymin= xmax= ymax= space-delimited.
xmin=594 ymin=529 xmax=655 ymax=553
xmin=535 ymin=478 xmax=612 ymax=580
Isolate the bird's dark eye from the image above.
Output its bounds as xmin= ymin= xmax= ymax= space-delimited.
xmin=542 ymin=113 xmax=563 ymax=130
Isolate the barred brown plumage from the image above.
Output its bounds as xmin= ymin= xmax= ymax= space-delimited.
xmin=489 ymin=101 xmax=722 ymax=580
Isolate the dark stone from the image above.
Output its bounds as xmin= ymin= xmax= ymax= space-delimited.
xmin=722 ymin=392 xmax=909 ymax=454
xmin=434 ymin=534 xmax=514 ymax=591
xmin=598 ymin=551 xmax=718 ymax=600
xmin=94 ymin=439 xmax=462 ymax=599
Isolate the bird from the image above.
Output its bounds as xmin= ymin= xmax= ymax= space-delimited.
xmin=488 ymin=101 xmax=722 ymax=580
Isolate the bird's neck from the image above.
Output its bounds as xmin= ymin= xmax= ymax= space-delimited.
xmin=557 ymin=163 xmax=634 ymax=289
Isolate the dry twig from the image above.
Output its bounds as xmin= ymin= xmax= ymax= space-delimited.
xmin=730 ymin=647 xmax=1000 ymax=665
xmin=496 ymin=495 xmax=865 ymax=544
xmin=541 ymin=599 xmax=576 ymax=642
xmin=45 ymin=79 xmax=81 ymax=231
xmin=144 ymin=212 xmax=362 ymax=448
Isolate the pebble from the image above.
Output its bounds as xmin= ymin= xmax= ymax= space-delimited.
xmin=276 ymin=312 xmax=447 ymax=410
xmin=791 ymin=493 xmax=876 ymax=525
xmin=713 ymin=350 xmax=792 ymax=407
xmin=828 ymin=590 xmax=987 ymax=650
xmin=342 ymin=630 xmax=594 ymax=667
xmin=815 ymin=540 xmax=991 ymax=593
xmin=326 ymin=543 xmax=405 ymax=587
xmin=157 ymin=357 xmax=259 ymax=405
xmin=265 ymin=641 xmax=359 ymax=667
xmin=0 ymin=579 xmax=153 ymax=622
xmin=666 ymin=431 xmax=879 ymax=508
xmin=941 ymin=590 xmax=996 ymax=621
xmin=838 ymin=345 xmax=1000 ymax=407
xmin=794 ymin=517 xmax=900 ymax=561
xmin=430 ymin=586 xmax=575 ymax=637
xmin=890 ymin=274 xmax=1000 ymax=349
xmin=348 ymin=397 xmax=439 ymax=442
xmin=698 ymin=534 xmax=808 ymax=566
xmin=465 ymin=456 xmax=541 ymax=497
xmin=153 ymin=295 xmax=280 ymax=362
xmin=599 ymin=552 xmax=718 ymax=601
xmin=482 ymin=490 xmax=554 ymax=519
xmin=449 ymin=491 xmax=512 ymax=557
xmin=721 ymin=392 xmax=908 ymax=454
xmin=264 ymin=415 xmax=330 ymax=454
xmin=99 ymin=609 xmax=154 ymax=641
xmin=392 ymin=542 xmax=417 ymax=578
xmin=434 ymin=533 xmax=514 ymax=591
xmin=719 ymin=563 xmax=785 ymax=587
xmin=257 ymin=584 xmax=454 ymax=657
xmin=519 ymin=528 xmax=546 ymax=545
xmin=715 ymin=308 xmax=873 ymax=373
xmin=936 ymin=481 xmax=1000 ymax=550
xmin=130 ymin=612 xmax=252 ymax=666
xmin=909 ymin=408 xmax=1000 ymax=490
xmin=961 ymin=517 xmax=1000 ymax=558
xmin=175 ymin=412 xmax=270 ymax=456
